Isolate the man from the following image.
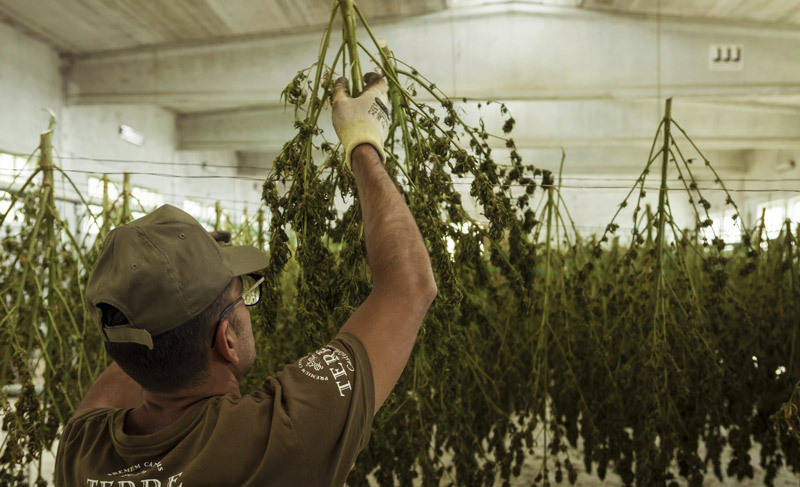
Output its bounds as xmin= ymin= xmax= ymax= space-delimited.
xmin=54 ymin=73 xmax=437 ymax=486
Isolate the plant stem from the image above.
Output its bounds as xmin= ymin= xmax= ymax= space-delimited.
xmin=122 ymin=172 xmax=131 ymax=222
xmin=340 ymin=0 xmax=363 ymax=95
xmin=653 ymin=98 xmax=672 ymax=345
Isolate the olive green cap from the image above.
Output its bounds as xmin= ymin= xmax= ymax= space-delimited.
xmin=86 ymin=204 xmax=267 ymax=350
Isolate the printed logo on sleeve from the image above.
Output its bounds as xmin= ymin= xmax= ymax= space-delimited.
xmin=297 ymin=345 xmax=355 ymax=397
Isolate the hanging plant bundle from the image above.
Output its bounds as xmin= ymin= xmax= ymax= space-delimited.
xmin=255 ymin=0 xmax=548 ymax=485
xmin=558 ymin=99 xmax=800 ymax=487
xmin=1 ymin=5 xmax=800 ymax=486
xmin=249 ymin=0 xmax=800 ymax=484
xmin=0 ymin=125 xmax=110 ymax=486
xmin=722 ymin=220 xmax=800 ymax=485
xmin=520 ymin=160 xmax=586 ymax=486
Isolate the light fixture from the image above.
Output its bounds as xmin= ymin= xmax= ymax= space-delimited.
xmin=775 ymin=159 xmax=796 ymax=173
xmin=119 ymin=125 xmax=144 ymax=146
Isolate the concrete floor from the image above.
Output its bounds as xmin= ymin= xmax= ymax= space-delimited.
xmin=5 ymin=428 xmax=800 ymax=486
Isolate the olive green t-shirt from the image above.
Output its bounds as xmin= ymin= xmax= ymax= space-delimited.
xmin=54 ymin=332 xmax=374 ymax=487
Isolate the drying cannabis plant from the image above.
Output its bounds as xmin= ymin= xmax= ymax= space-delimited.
xmin=257 ymin=0 xmax=545 ymax=485
xmin=1 ymin=3 xmax=800 ymax=487
xmin=0 ymin=125 xmax=111 ymax=486
xmin=252 ymin=0 xmax=800 ymax=484
xmin=549 ymin=99 xmax=800 ymax=487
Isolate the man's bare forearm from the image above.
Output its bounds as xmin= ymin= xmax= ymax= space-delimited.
xmin=350 ymin=144 xmax=436 ymax=297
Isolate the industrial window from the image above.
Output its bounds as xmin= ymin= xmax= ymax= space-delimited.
xmin=0 ymin=152 xmax=32 ymax=187
xmin=0 ymin=193 xmax=23 ymax=232
xmin=0 ymin=153 xmax=14 ymax=184
xmin=81 ymin=204 xmax=103 ymax=241
xmin=131 ymin=186 xmax=163 ymax=215
xmin=83 ymin=176 xmax=163 ymax=226
xmin=704 ymin=209 xmax=741 ymax=244
xmin=720 ymin=210 xmax=741 ymax=243
xmin=0 ymin=152 xmax=31 ymax=230
xmin=183 ymin=199 xmax=215 ymax=228
xmin=83 ymin=176 xmax=120 ymax=240
xmin=789 ymin=197 xmax=800 ymax=225
xmin=755 ymin=201 xmax=786 ymax=240
xmin=87 ymin=176 xmax=120 ymax=203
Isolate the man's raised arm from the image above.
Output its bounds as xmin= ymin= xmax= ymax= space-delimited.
xmin=332 ymin=74 xmax=438 ymax=412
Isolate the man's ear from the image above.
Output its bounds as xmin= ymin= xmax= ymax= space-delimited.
xmin=213 ymin=318 xmax=240 ymax=365
xmin=209 ymin=230 xmax=231 ymax=243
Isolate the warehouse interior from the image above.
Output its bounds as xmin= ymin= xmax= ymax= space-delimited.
xmin=2 ymin=1 xmax=800 ymax=486
xmin=2 ymin=0 xmax=799 ymax=237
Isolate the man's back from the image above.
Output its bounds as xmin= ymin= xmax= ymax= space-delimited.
xmin=55 ymin=333 xmax=373 ymax=487
xmin=57 ymin=74 xmax=435 ymax=486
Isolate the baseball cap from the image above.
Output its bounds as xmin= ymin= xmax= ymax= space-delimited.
xmin=85 ymin=204 xmax=267 ymax=350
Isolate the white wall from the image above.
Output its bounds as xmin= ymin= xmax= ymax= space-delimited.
xmin=58 ymin=104 xmax=256 ymax=220
xmin=474 ymin=146 xmax=749 ymax=239
xmin=0 ymin=21 xmax=63 ymax=156
xmin=741 ymin=150 xmax=800 ymax=219
xmin=738 ymin=150 xmax=800 ymax=239
xmin=1 ymin=16 xmax=792 ymax=242
xmin=0 ymin=20 xmax=259 ymax=234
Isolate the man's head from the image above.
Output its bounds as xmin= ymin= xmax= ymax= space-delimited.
xmin=100 ymin=276 xmax=256 ymax=392
xmin=85 ymin=205 xmax=266 ymax=393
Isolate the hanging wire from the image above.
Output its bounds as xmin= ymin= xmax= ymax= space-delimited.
xmin=2 ymin=168 xmax=799 ymax=193
xmin=656 ymin=0 xmax=662 ymax=106
xmin=9 ymin=150 xmax=799 ymax=183
xmin=53 ymin=168 xmax=264 ymax=181
xmin=0 ymin=172 xmax=265 ymax=207
xmin=58 ymin=155 xmax=269 ymax=172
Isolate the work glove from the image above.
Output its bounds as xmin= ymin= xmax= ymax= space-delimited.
xmin=331 ymin=72 xmax=391 ymax=168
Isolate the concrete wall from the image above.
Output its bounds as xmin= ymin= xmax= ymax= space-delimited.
xmin=0 ymin=15 xmax=791 ymax=242
xmin=472 ymin=146 xmax=749 ymax=239
xmin=0 ymin=21 xmax=63 ymax=155
xmin=0 ymin=20 xmax=257 ymax=233
xmin=741 ymin=150 xmax=800 ymax=223
xmin=67 ymin=5 xmax=800 ymax=109
xmin=58 ymin=104 xmax=255 ymax=218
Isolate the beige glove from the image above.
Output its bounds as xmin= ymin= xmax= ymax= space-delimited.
xmin=331 ymin=72 xmax=391 ymax=168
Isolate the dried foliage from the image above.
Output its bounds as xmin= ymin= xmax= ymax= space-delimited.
xmin=1 ymin=3 xmax=799 ymax=486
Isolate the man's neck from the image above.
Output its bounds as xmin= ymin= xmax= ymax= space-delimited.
xmin=125 ymin=363 xmax=240 ymax=435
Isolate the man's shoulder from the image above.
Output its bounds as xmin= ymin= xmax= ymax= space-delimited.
xmin=59 ymin=408 xmax=117 ymax=449
xmin=66 ymin=407 xmax=117 ymax=428
xmin=56 ymin=408 xmax=117 ymax=469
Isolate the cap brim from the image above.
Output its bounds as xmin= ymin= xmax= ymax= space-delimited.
xmin=220 ymin=245 xmax=268 ymax=277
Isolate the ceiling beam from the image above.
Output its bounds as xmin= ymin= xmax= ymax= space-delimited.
xmin=66 ymin=4 xmax=800 ymax=112
xmin=178 ymin=99 xmax=800 ymax=152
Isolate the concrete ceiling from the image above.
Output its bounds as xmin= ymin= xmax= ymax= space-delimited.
xmin=731 ymin=95 xmax=800 ymax=110
xmin=0 ymin=0 xmax=448 ymax=53
xmin=64 ymin=3 xmax=800 ymax=110
xmin=3 ymin=0 xmax=800 ymax=162
xmin=582 ymin=0 xmax=800 ymax=26
xmin=2 ymin=0 xmax=800 ymax=55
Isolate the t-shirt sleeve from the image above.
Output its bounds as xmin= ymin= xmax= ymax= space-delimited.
xmin=54 ymin=408 xmax=113 ymax=487
xmin=267 ymin=331 xmax=374 ymax=484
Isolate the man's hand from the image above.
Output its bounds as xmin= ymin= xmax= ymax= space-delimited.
xmin=332 ymin=72 xmax=391 ymax=168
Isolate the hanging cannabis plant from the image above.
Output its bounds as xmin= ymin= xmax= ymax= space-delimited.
xmin=560 ymin=99 xmax=800 ymax=487
xmin=256 ymin=0 xmax=546 ymax=485
xmin=0 ymin=123 xmax=111 ymax=486
xmin=2 ymin=5 xmax=800 ymax=486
